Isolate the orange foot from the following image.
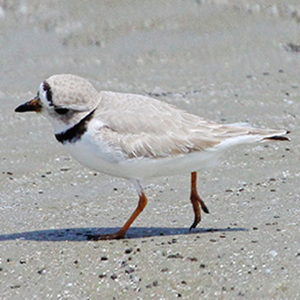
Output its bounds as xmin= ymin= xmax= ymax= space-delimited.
xmin=189 ymin=192 xmax=210 ymax=231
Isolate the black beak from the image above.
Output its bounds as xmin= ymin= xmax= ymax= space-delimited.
xmin=15 ymin=96 xmax=42 ymax=113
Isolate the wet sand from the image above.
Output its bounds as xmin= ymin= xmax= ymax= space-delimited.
xmin=1 ymin=1 xmax=300 ymax=299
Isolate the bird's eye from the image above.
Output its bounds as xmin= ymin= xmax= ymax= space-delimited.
xmin=54 ymin=108 xmax=69 ymax=115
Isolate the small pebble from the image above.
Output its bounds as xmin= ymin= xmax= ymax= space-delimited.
xmin=167 ymin=253 xmax=183 ymax=259
xmin=37 ymin=268 xmax=46 ymax=275
xmin=125 ymin=248 xmax=133 ymax=254
xmin=10 ymin=285 xmax=21 ymax=289
xmin=187 ymin=257 xmax=198 ymax=262
xmin=125 ymin=268 xmax=135 ymax=274
xmin=152 ymin=280 xmax=159 ymax=287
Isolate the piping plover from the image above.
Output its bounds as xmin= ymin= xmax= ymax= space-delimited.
xmin=15 ymin=74 xmax=290 ymax=240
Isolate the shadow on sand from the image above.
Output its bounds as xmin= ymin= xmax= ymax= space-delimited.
xmin=0 ymin=226 xmax=248 ymax=242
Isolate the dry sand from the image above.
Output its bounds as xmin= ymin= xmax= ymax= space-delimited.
xmin=1 ymin=1 xmax=300 ymax=299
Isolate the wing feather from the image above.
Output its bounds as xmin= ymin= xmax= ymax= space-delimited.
xmin=91 ymin=91 xmax=288 ymax=158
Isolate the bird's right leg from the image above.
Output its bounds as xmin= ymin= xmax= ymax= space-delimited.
xmin=189 ymin=171 xmax=209 ymax=231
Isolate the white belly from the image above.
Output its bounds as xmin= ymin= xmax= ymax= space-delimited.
xmin=63 ymin=133 xmax=220 ymax=181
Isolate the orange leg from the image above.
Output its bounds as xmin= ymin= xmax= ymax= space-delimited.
xmin=88 ymin=191 xmax=148 ymax=240
xmin=189 ymin=172 xmax=209 ymax=231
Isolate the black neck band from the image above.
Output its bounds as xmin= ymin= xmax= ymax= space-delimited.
xmin=55 ymin=109 xmax=95 ymax=144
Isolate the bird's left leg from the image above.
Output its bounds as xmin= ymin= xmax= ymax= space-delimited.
xmin=189 ymin=171 xmax=209 ymax=231
xmin=87 ymin=180 xmax=147 ymax=240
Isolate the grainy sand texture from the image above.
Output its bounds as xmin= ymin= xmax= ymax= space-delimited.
xmin=1 ymin=1 xmax=300 ymax=299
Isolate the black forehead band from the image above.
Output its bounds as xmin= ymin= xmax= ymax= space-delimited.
xmin=42 ymin=81 xmax=53 ymax=106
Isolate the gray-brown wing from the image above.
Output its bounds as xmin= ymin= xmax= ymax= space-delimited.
xmin=92 ymin=92 xmax=288 ymax=158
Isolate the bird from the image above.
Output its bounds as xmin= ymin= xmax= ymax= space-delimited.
xmin=15 ymin=74 xmax=290 ymax=240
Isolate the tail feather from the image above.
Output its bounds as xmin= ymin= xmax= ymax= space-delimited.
xmin=262 ymin=131 xmax=290 ymax=142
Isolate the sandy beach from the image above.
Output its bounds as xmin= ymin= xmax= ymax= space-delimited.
xmin=1 ymin=1 xmax=300 ymax=299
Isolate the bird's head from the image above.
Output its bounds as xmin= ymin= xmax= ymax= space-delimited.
xmin=15 ymin=74 xmax=100 ymax=133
